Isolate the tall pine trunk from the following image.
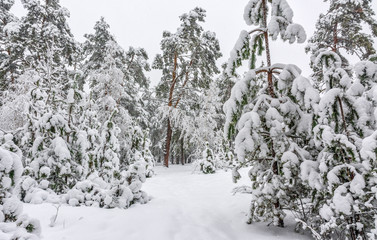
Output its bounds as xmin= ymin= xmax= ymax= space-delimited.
xmin=164 ymin=52 xmax=178 ymax=168
xmin=164 ymin=118 xmax=172 ymax=167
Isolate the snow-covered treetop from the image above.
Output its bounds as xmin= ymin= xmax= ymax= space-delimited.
xmin=91 ymin=40 xmax=126 ymax=108
xmin=307 ymin=0 xmax=377 ymax=61
xmin=306 ymin=0 xmax=377 ymax=90
xmin=179 ymin=7 xmax=206 ymax=25
xmin=84 ymin=17 xmax=150 ymax=90
xmin=154 ymin=7 xmax=221 ymax=99
xmin=125 ymin=46 xmax=151 ymax=88
xmin=84 ymin=17 xmax=115 ymax=52
xmin=227 ymin=0 xmax=306 ymax=75
xmin=84 ymin=17 xmax=118 ymax=73
xmin=244 ymin=0 xmax=293 ymax=27
xmin=20 ymin=0 xmax=77 ymax=66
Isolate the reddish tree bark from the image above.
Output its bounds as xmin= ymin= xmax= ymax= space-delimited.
xmin=164 ymin=52 xmax=178 ymax=167
xmin=164 ymin=53 xmax=194 ymax=167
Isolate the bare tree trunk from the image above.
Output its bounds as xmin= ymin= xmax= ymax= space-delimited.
xmin=164 ymin=52 xmax=178 ymax=168
xmin=164 ymin=118 xmax=172 ymax=167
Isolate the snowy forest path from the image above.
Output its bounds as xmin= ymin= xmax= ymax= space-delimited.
xmin=142 ymin=165 xmax=246 ymax=240
xmin=24 ymin=165 xmax=310 ymax=240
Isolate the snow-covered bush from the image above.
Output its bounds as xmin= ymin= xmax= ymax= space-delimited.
xmin=65 ymin=110 xmax=149 ymax=209
xmin=0 ymin=132 xmax=41 ymax=240
xmin=64 ymin=166 xmax=148 ymax=209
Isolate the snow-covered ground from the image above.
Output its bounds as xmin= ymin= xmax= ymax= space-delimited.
xmin=24 ymin=165 xmax=310 ymax=240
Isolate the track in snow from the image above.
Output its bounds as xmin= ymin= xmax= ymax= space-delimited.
xmin=24 ymin=165 xmax=310 ymax=240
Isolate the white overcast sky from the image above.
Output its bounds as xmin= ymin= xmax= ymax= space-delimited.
xmin=11 ymin=0 xmax=377 ymax=86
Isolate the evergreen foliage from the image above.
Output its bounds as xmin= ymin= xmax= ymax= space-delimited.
xmin=1 ymin=1 xmax=377 ymax=239
xmin=306 ymin=0 xmax=377 ymax=91
xmin=225 ymin=0 xmax=312 ymax=228
xmin=0 ymin=0 xmax=22 ymax=102
xmin=0 ymin=132 xmax=41 ymax=240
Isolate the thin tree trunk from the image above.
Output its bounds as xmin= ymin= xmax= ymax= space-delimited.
xmin=164 ymin=118 xmax=172 ymax=167
xmin=262 ymin=0 xmax=282 ymax=227
xmin=181 ymin=138 xmax=184 ymax=165
xmin=262 ymin=0 xmax=274 ymax=98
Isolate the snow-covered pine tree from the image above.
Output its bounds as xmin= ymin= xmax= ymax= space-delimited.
xmin=0 ymin=0 xmax=23 ymax=103
xmin=65 ymin=40 xmax=149 ymax=209
xmin=83 ymin=17 xmax=118 ymax=77
xmin=358 ymin=60 xmax=377 ymax=239
xmin=159 ymin=99 xmax=195 ymax=165
xmin=217 ymin=63 xmax=236 ymax=113
xmin=224 ymin=0 xmax=317 ymax=227
xmin=297 ymin=1 xmax=377 ymax=238
xmin=304 ymin=51 xmax=371 ymax=239
xmin=66 ymin=75 xmax=88 ymax=181
xmin=306 ymin=0 xmax=377 ymax=91
xmin=153 ymin=7 xmax=222 ymax=167
xmin=0 ymin=131 xmax=41 ymax=239
xmin=127 ymin=124 xmax=154 ymax=177
xmin=214 ymin=63 xmax=237 ymax=170
xmin=121 ymin=46 xmax=152 ymax=132
xmin=78 ymin=94 xmax=101 ymax=176
xmin=9 ymin=0 xmax=86 ymax=200
xmin=19 ymin=56 xmax=80 ymax=200
xmin=88 ymin=40 xmax=131 ymax=181
xmin=83 ymin=17 xmax=150 ymax=121
xmin=0 ymin=0 xmax=28 ymax=131
xmin=142 ymin=88 xmax=166 ymax=163
xmin=83 ymin=17 xmax=154 ymax=174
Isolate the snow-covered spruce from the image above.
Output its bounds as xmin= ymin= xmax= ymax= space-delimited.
xmin=0 ymin=132 xmax=40 ymax=240
xmin=225 ymin=0 xmax=312 ymax=228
